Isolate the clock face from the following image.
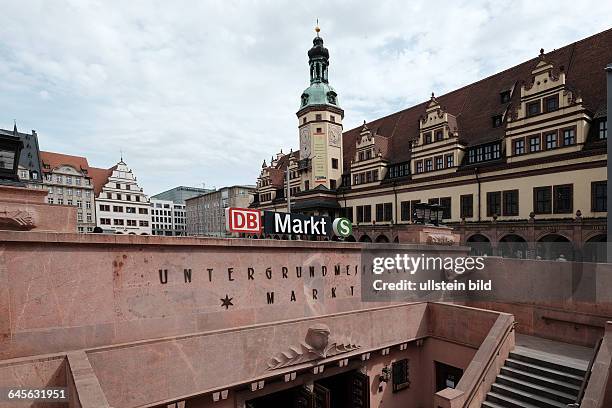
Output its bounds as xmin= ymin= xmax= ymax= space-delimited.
xmin=300 ymin=127 xmax=311 ymax=157
xmin=329 ymin=125 xmax=342 ymax=147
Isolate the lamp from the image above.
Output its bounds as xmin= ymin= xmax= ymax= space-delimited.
xmin=0 ymin=133 xmax=23 ymax=184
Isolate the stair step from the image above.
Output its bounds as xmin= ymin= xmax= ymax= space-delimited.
xmin=481 ymin=400 xmax=516 ymax=408
xmin=486 ymin=391 xmax=544 ymax=408
xmin=505 ymin=358 xmax=584 ymax=386
xmin=491 ymin=383 xmax=569 ymax=408
xmin=496 ymin=374 xmax=577 ymax=404
xmin=500 ymin=366 xmax=580 ymax=396
xmin=509 ymin=351 xmax=587 ymax=377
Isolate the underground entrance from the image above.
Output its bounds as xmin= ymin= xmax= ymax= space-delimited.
xmin=245 ymin=370 xmax=370 ymax=408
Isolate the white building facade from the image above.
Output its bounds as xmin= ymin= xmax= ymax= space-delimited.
xmin=95 ymin=159 xmax=151 ymax=235
xmin=150 ymin=198 xmax=186 ymax=236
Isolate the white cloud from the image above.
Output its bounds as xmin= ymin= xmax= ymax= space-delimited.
xmin=1 ymin=0 xmax=611 ymax=194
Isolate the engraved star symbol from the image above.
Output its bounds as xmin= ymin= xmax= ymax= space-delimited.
xmin=220 ymin=294 xmax=233 ymax=310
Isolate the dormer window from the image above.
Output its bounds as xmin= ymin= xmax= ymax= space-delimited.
xmin=424 ymin=132 xmax=432 ymax=144
xmin=315 ymin=114 xmax=322 ymax=120
xmin=492 ymin=115 xmax=503 ymax=128
xmin=435 ymin=130 xmax=443 ymax=141
xmin=545 ymin=95 xmax=559 ymax=113
xmin=365 ymin=149 xmax=372 ymax=160
xmin=358 ymin=151 xmax=365 ymax=161
xmin=527 ymin=101 xmax=541 ymax=116
xmin=500 ymin=90 xmax=511 ymax=104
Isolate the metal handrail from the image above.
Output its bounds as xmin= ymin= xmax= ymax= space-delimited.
xmin=569 ymin=337 xmax=604 ymax=407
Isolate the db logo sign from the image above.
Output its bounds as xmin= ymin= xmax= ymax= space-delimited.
xmin=225 ymin=208 xmax=262 ymax=233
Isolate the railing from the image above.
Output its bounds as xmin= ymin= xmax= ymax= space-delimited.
xmin=433 ymin=314 xmax=515 ymax=408
xmin=569 ymin=335 xmax=605 ymax=408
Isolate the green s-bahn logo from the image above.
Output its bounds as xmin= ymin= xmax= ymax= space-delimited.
xmin=332 ymin=217 xmax=352 ymax=238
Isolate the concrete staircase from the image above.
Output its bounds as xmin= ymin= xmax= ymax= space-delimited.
xmin=482 ymin=347 xmax=587 ymax=408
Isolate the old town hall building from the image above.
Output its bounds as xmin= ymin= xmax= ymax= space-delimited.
xmin=253 ymin=27 xmax=611 ymax=261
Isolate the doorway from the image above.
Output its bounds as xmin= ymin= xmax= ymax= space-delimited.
xmin=435 ymin=361 xmax=464 ymax=392
xmin=246 ymin=370 xmax=370 ymax=408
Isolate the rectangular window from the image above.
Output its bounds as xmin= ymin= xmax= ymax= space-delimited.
xmin=392 ymin=359 xmax=410 ymax=392
xmin=553 ymin=184 xmax=573 ymax=214
xmin=353 ymin=174 xmax=359 ymax=185
xmin=562 ymin=128 xmax=575 ymax=146
xmin=383 ymin=203 xmax=393 ymax=222
xmin=484 ymin=145 xmax=492 ymax=161
xmin=330 ymin=115 xmax=335 ymax=123
xmin=100 ymin=204 xmax=110 ymax=211
xmin=343 ymin=207 xmax=353 ymax=222
xmin=329 ymin=179 xmax=336 ymax=189
xmin=492 ymin=115 xmax=502 ymax=128
xmin=372 ymin=170 xmax=379 ymax=181
xmin=357 ymin=205 xmax=372 ymax=223
xmin=359 ymin=173 xmax=365 ymax=184
xmin=425 ymin=159 xmax=432 ymax=172
xmin=503 ymin=190 xmax=519 ymax=216
xmin=486 ymin=191 xmax=501 ymax=217
xmin=410 ymin=200 xmax=421 ymax=221
xmin=57 ymin=198 xmax=64 ymax=205
xmin=468 ymin=150 xmax=475 ymax=163
xmin=599 ymin=120 xmax=607 ymax=139
xmin=113 ymin=206 xmax=123 ymax=212
xmin=592 ymin=181 xmax=607 ymax=212
xmin=435 ymin=130 xmax=443 ymax=141
xmin=85 ymin=202 xmax=91 ymax=209
xmin=47 ymin=198 xmax=54 ymax=204
xmin=545 ymin=94 xmax=559 ymax=112
xmin=100 ymin=218 xmax=111 ymax=225
xmin=435 ymin=156 xmax=443 ymax=170
xmin=366 ymin=172 xmax=372 ymax=183
xmin=315 ymin=114 xmax=322 ymax=120
xmin=113 ymin=219 xmax=124 ymax=226
xmin=331 ymin=158 xmax=338 ymax=169
xmin=534 ymin=186 xmax=552 ymax=214
xmin=529 ymin=135 xmax=541 ymax=152
xmin=492 ymin=143 xmax=501 ymax=159
xmin=428 ymin=198 xmax=440 ymax=205
xmin=401 ymin=201 xmax=411 ymax=221
xmin=116 ymin=183 xmax=121 ymax=189
xmin=500 ymin=90 xmax=511 ymax=104
xmin=446 ymin=154 xmax=454 ymax=168
xmin=424 ymin=132 xmax=432 ymax=144
xmin=527 ymin=101 xmax=541 ymax=116
xmin=416 ymin=161 xmax=423 ymax=174
xmin=126 ymin=207 xmax=136 ymax=214
xmin=514 ymin=139 xmax=525 ymax=155
xmin=139 ymin=220 xmax=149 ymax=227
xmin=376 ymin=204 xmax=384 ymax=222
xmin=76 ymin=200 xmax=82 ymax=208
xmin=126 ymin=220 xmax=137 ymax=227
xmin=460 ymin=194 xmax=473 ymax=218
xmin=358 ymin=151 xmax=365 ymax=161
xmin=476 ymin=147 xmax=483 ymax=162
xmin=545 ymin=132 xmax=557 ymax=149
xmin=440 ymin=197 xmax=451 ymax=219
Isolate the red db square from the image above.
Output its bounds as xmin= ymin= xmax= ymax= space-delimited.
xmin=225 ymin=208 xmax=262 ymax=234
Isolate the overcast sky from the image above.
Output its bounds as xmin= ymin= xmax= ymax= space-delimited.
xmin=1 ymin=1 xmax=611 ymax=194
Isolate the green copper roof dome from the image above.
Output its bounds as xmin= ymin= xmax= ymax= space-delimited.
xmin=298 ymin=30 xmax=341 ymax=111
xmin=300 ymin=82 xmax=339 ymax=109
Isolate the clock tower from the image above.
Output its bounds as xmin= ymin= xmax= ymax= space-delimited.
xmin=297 ymin=25 xmax=344 ymax=191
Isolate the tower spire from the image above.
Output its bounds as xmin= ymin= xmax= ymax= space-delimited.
xmin=315 ymin=19 xmax=320 ymax=37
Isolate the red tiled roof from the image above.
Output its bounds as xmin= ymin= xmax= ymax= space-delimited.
xmin=88 ymin=166 xmax=115 ymax=196
xmin=40 ymin=151 xmax=90 ymax=173
xmin=342 ymin=27 xmax=612 ymax=167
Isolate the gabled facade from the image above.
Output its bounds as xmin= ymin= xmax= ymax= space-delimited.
xmin=253 ymin=27 xmax=611 ymax=260
xmin=93 ymin=159 xmax=151 ymax=235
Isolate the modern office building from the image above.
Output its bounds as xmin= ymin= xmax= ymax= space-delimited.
xmin=92 ymin=158 xmax=151 ymax=235
xmin=149 ymin=198 xmax=186 ymax=236
xmin=185 ymin=185 xmax=255 ymax=236
xmin=40 ymin=151 xmax=96 ymax=233
xmin=253 ymin=27 xmax=611 ymax=261
xmin=151 ymin=186 xmax=212 ymax=204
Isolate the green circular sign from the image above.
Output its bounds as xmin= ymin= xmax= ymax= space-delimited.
xmin=332 ymin=217 xmax=352 ymax=238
